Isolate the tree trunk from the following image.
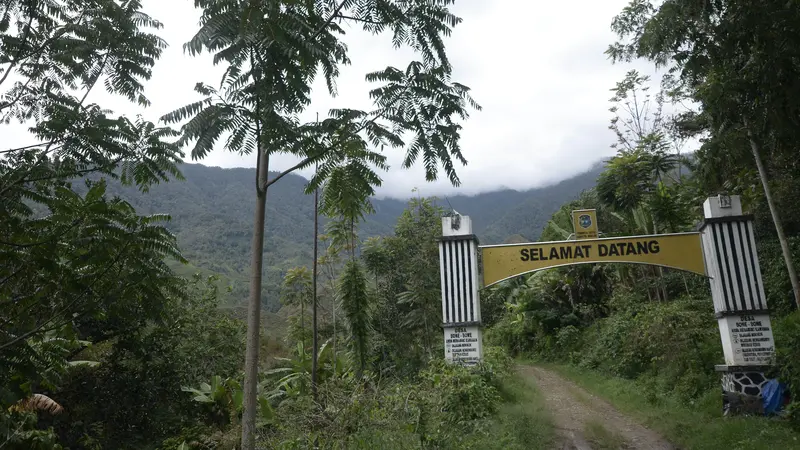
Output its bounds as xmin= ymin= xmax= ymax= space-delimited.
xmin=423 ymin=312 xmax=431 ymax=360
xmin=312 ymin=184 xmax=319 ymax=400
xmin=241 ymin=150 xmax=269 ymax=450
xmin=652 ymin=220 xmax=668 ymax=302
xmin=747 ymin=129 xmax=800 ymax=309
xmin=682 ymin=273 xmax=691 ymax=296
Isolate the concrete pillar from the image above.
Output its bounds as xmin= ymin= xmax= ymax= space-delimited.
xmin=439 ymin=214 xmax=483 ymax=365
xmin=699 ymin=194 xmax=775 ymax=415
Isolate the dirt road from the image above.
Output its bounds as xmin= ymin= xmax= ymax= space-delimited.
xmin=519 ymin=365 xmax=676 ymax=450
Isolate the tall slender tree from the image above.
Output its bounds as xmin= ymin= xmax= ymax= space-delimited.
xmin=311 ymin=167 xmax=320 ymax=400
xmin=162 ymin=5 xmax=346 ymax=445
xmin=316 ymin=133 xmax=384 ymax=377
xmin=164 ymin=1 xmax=480 ymax=446
xmin=318 ymin=234 xmax=342 ymax=372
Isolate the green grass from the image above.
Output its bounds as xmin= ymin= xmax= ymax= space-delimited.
xmin=544 ymin=363 xmax=800 ymax=450
xmin=567 ymin=383 xmax=594 ymax=406
xmin=584 ymin=420 xmax=630 ymax=449
xmin=462 ymin=372 xmax=557 ymax=449
xmin=261 ymin=371 xmax=557 ymax=450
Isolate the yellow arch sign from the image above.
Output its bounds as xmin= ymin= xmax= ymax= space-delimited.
xmin=480 ymin=232 xmax=707 ymax=287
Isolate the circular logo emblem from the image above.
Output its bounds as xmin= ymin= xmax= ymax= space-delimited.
xmin=579 ymin=214 xmax=592 ymax=229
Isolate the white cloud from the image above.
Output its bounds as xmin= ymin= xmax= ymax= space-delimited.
xmin=4 ymin=0 xmax=676 ymax=199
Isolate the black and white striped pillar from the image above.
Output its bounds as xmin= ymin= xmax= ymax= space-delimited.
xmin=439 ymin=214 xmax=483 ymax=366
xmin=699 ymin=195 xmax=775 ymax=413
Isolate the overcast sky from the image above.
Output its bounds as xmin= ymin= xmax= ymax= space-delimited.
xmin=6 ymin=0 xmax=665 ymax=199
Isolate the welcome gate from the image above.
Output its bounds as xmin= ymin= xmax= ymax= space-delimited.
xmin=438 ymin=195 xmax=776 ymax=414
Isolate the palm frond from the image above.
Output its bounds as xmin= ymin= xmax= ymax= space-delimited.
xmin=10 ymin=394 xmax=64 ymax=415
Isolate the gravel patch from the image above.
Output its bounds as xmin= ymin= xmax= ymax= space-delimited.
xmin=518 ymin=365 xmax=676 ymax=450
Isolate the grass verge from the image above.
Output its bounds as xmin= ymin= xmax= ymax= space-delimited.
xmin=260 ymin=367 xmax=556 ymax=449
xmin=584 ymin=420 xmax=630 ymax=449
xmin=544 ymin=363 xmax=800 ymax=450
xmin=461 ymin=371 xmax=557 ymax=450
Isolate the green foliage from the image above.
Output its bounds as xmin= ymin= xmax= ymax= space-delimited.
xmin=758 ymin=237 xmax=800 ymax=316
xmin=365 ymin=196 xmax=445 ymax=375
xmin=598 ymin=150 xmax=658 ymax=212
xmin=0 ymin=1 xmax=187 ymax=446
xmin=166 ymin=3 xmax=482 ymax=441
xmin=1 ymin=181 xmax=185 ymax=388
xmin=599 ymin=0 xmax=800 ymax=416
xmin=421 ymin=360 xmax=501 ymax=425
xmin=485 ymin=308 xmax=532 ymax=357
xmin=0 ymin=410 xmax=63 ymax=450
xmin=0 ymin=0 xmax=170 ymax=118
xmin=183 ymin=376 xmax=245 ymax=428
xmin=47 ymin=275 xmax=245 ymax=448
xmin=580 ymin=295 xmax=720 ymax=399
xmin=773 ymin=311 xmax=800 ymax=428
xmin=484 ymin=257 xmax=617 ymax=361
xmin=280 ymin=266 xmax=313 ymax=347
xmin=257 ymin=347 xmax=518 ymax=449
xmin=182 ymin=373 xmax=275 ymax=430
xmin=338 ymin=261 xmax=371 ymax=376
xmin=281 ymin=267 xmax=313 ymax=309
xmin=608 ymin=0 xmax=800 ymax=159
xmin=266 ymin=339 xmax=351 ymax=400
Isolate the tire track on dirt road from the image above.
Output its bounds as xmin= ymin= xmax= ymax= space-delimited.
xmin=518 ymin=365 xmax=676 ymax=450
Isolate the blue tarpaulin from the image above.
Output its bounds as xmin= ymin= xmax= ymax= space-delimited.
xmin=762 ymin=379 xmax=787 ymax=415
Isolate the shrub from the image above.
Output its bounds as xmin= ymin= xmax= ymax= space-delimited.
xmin=421 ymin=360 xmax=501 ymax=425
xmin=549 ymin=294 xmax=721 ymax=401
xmin=758 ymin=238 xmax=800 ymax=316
xmin=485 ymin=313 xmax=533 ymax=356
xmin=50 ymin=276 xmax=245 ymax=449
xmin=555 ymin=325 xmax=583 ymax=363
xmin=480 ymin=346 xmax=513 ymax=378
xmin=774 ymin=311 xmax=800 ymax=428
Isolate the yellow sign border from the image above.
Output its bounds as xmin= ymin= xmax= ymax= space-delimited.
xmin=480 ymin=232 xmax=707 ymax=287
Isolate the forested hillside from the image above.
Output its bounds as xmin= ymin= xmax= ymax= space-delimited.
xmin=96 ymin=161 xmax=606 ymax=309
xmin=5 ymin=0 xmax=800 ymax=449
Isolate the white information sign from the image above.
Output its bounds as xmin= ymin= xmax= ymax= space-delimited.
xmin=444 ymin=325 xmax=483 ymax=366
xmin=718 ymin=313 xmax=775 ymax=366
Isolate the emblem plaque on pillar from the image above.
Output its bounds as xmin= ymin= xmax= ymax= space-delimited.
xmin=699 ymin=194 xmax=776 ymax=415
xmin=439 ymin=214 xmax=483 ymax=366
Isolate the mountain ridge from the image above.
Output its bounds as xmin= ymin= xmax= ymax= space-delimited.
xmin=99 ymin=160 xmax=607 ymax=309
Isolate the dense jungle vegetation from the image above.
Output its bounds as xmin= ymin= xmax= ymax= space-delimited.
xmin=3 ymin=0 xmax=800 ymax=449
xmin=485 ymin=0 xmax=800 ymax=444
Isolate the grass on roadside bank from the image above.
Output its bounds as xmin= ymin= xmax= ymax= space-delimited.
xmin=542 ymin=363 xmax=800 ymax=450
xmin=256 ymin=352 xmax=557 ymax=450
xmin=467 ymin=372 xmax=557 ymax=450
xmin=346 ymin=371 xmax=557 ymax=450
